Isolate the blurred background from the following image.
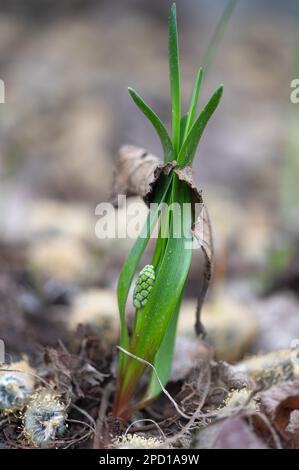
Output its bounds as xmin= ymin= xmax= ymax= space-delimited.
xmin=0 ymin=0 xmax=299 ymax=363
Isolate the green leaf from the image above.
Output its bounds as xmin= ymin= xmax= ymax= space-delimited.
xmin=179 ymin=114 xmax=189 ymax=146
xmin=130 ymin=118 xmax=188 ymax=402
xmin=117 ymin=173 xmax=173 ymax=374
xmin=183 ymin=67 xmax=203 ymax=142
xmin=168 ymin=3 xmax=181 ymax=154
xmin=178 ymin=85 xmax=223 ymax=166
xmin=151 ymin=223 xmax=167 ymax=270
xmin=120 ymin=178 xmax=193 ymax=397
xmin=128 ymin=87 xmax=174 ymax=163
xmin=113 ymin=2 xmax=231 ymax=419
xmin=142 ymin=289 xmax=184 ymax=404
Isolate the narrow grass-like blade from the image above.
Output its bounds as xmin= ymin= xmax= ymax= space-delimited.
xmin=117 ymin=174 xmax=173 ymax=373
xmin=128 ymin=87 xmax=174 ymax=163
xmin=203 ymin=0 xmax=238 ymax=76
xmin=142 ymin=289 xmax=184 ymax=403
xmin=178 ymin=85 xmax=223 ymax=166
xmin=120 ymin=178 xmax=193 ymax=397
xmin=140 ymin=116 xmax=191 ymax=400
xmin=183 ymin=67 xmax=203 ymax=142
xmin=168 ymin=3 xmax=181 ymax=154
xmin=179 ymin=114 xmax=189 ymax=145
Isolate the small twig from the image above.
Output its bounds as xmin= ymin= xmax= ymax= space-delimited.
xmin=117 ymin=346 xmax=192 ymax=420
xmin=181 ymin=386 xmax=197 ymax=405
xmin=125 ymin=418 xmax=166 ymax=440
xmin=66 ymin=418 xmax=95 ymax=434
xmin=59 ymin=429 xmax=93 ymax=449
xmin=98 ymin=382 xmax=114 ymax=424
xmin=146 ymin=404 xmax=177 ymax=422
xmin=254 ymin=411 xmax=282 ymax=450
xmin=93 ymin=381 xmax=114 ymax=449
xmin=161 ymin=365 xmax=211 ymax=448
xmin=71 ymin=403 xmax=96 ymax=431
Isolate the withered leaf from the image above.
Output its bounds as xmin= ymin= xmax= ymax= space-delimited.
xmin=43 ymin=345 xmax=107 ymax=401
xmin=286 ymin=409 xmax=299 ymax=434
xmin=193 ymin=204 xmax=213 ymax=337
xmin=217 ymin=361 xmax=253 ymax=391
xmin=111 ymin=145 xmax=175 ymax=206
xmin=260 ymin=379 xmax=299 ymax=448
xmin=173 ymin=165 xmax=213 ymax=337
xmin=174 ymin=165 xmax=203 ymax=204
xmin=193 ymin=417 xmax=267 ymax=449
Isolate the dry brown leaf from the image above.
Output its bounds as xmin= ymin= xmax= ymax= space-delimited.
xmin=260 ymin=379 xmax=299 ymax=448
xmin=173 ymin=166 xmax=212 ymax=336
xmin=111 ymin=145 xmax=175 ymax=206
xmin=174 ymin=165 xmax=202 ymax=204
xmin=43 ymin=344 xmax=106 ymax=401
xmin=234 ymin=349 xmax=299 ymax=388
xmin=286 ymin=409 xmax=299 ymax=434
xmin=217 ymin=361 xmax=253 ymax=390
xmin=173 ymin=166 xmax=213 ymax=337
xmin=193 ymin=205 xmax=213 ymax=337
xmin=193 ymin=417 xmax=267 ymax=449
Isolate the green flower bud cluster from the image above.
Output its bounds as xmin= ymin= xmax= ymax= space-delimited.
xmin=133 ymin=265 xmax=155 ymax=309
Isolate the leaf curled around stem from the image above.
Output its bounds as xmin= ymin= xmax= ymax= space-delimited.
xmin=192 ymin=204 xmax=213 ymax=337
xmin=167 ymin=165 xmax=213 ymax=337
xmin=111 ymin=145 xmax=176 ymax=207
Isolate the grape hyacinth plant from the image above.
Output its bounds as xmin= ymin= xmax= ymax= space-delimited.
xmin=113 ymin=3 xmax=223 ymax=421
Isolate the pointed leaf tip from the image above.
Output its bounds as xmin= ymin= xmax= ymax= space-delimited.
xmin=178 ymin=83 xmax=224 ymax=166
xmin=128 ymin=87 xmax=174 ymax=164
